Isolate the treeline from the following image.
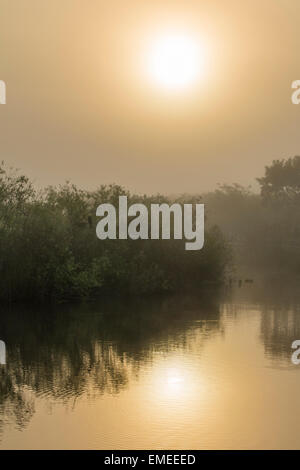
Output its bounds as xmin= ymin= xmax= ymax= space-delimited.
xmin=0 ymin=163 xmax=230 ymax=302
xmin=3 ymin=154 xmax=298 ymax=302
xmin=203 ymin=156 xmax=300 ymax=275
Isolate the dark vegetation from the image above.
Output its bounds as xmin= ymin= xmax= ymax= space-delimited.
xmin=0 ymin=163 xmax=229 ymax=302
xmin=1 ymin=155 xmax=300 ymax=302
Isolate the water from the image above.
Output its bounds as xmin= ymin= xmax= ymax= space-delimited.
xmin=0 ymin=283 xmax=300 ymax=449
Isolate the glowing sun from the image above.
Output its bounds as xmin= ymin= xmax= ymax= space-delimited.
xmin=148 ymin=33 xmax=203 ymax=91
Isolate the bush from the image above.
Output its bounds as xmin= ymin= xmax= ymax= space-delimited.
xmin=0 ymin=163 xmax=230 ymax=301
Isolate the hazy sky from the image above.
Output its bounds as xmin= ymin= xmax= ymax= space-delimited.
xmin=1 ymin=0 xmax=300 ymax=193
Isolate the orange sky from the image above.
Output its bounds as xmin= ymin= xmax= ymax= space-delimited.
xmin=1 ymin=0 xmax=300 ymax=193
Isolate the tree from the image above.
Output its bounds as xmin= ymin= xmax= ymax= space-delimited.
xmin=257 ymin=156 xmax=300 ymax=202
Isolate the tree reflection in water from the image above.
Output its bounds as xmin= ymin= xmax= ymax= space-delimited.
xmin=0 ymin=293 xmax=222 ymax=435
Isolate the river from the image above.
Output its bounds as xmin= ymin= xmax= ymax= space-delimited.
xmin=0 ymin=282 xmax=299 ymax=449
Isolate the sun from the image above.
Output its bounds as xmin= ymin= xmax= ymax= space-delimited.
xmin=148 ymin=33 xmax=203 ymax=91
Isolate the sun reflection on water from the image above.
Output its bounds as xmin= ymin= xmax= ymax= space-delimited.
xmin=148 ymin=355 xmax=208 ymax=410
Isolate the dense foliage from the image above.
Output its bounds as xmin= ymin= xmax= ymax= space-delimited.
xmin=0 ymin=163 xmax=230 ymax=301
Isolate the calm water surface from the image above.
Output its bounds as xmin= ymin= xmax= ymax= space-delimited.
xmin=0 ymin=283 xmax=300 ymax=449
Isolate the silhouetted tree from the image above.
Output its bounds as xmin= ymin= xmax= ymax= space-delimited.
xmin=257 ymin=156 xmax=300 ymax=203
